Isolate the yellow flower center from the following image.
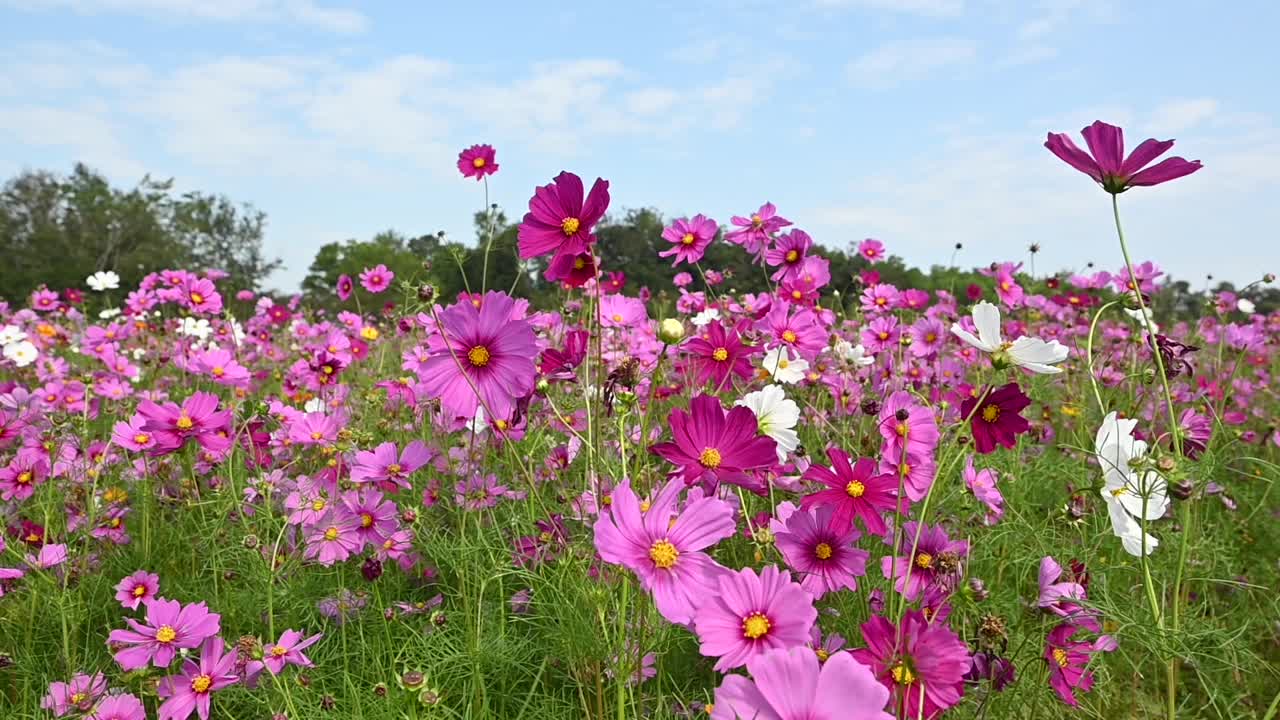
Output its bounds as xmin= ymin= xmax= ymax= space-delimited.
xmin=468 ymin=346 xmax=491 ymax=367
xmin=212 ymin=366 xmax=225 ymax=377
xmin=472 ymin=156 xmax=486 ymax=168
xmin=1052 ymin=647 xmax=1069 ymax=668
xmin=70 ymin=691 xmax=87 ymax=704
xmin=190 ymin=292 xmax=205 ymax=305
xmin=876 ymin=297 xmax=887 ymax=306
xmin=781 ymin=330 xmax=797 ymax=343
xmin=982 ymin=405 xmax=1000 ymax=423
xmin=681 ymin=232 xmax=696 ymax=245
xmin=915 ymin=552 xmax=933 ymax=569
xmin=361 ymin=327 xmax=380 ymax=341
xmin=155 ymin=625 xmax=177 ymax=643
xmin=495 ymin=419 xmax=508 ymax=431
xmin=272 ymin=644 xmax=289 ymax=657
xmin=699 ymin=447 xmax=723 ymax=469
xmin=815 ymin=648 xmax=830 ymax=663
xmin=846 ymin=480 xmax=865 ymax=498
xmin=895 ymin=422 xmax=908 ymax=437
xmin=878 ymin=331 xmax=889 ymax=340
xmin=361 ymin=513 xmax=374 ymax=528
xmin=612 ymin=314 xmax=623 ymax=322
xmin=133 ymin=585 xmax=147 ymax=598
xmin=573 ymin=256 xmax=586 ymax=270
xmin=891 ymin=664 xmax=915 ymax=685
xmin=712 ymin=347 xmax=729 ymax=362
xmin=561 ymin=217 xmax=581 ymax=236
xmin=16 ymin=471 xmax=32 ymax=484
xmin=134 ymin=433 xmax=151 ymax=445
xmin=324 ymin=526 xmax=339 ymax=541
xmin=387 ymin=463 xmax=402 ymax=475
xmin=191 ymin=674 xmax=212 ymax=693
xmin=311 ymin=499 xmax=326 ymax=511
xmin=175 ymin=414 xmax=194 ymax=431
xmin=814 ymin=542 xmax=833 ymax=560
xmin=649 ymin=540 xmax=679 ymax=569
xmin=777 ymin=358 xmax=789 ymax=369
xmin=791 ymin=290 xmax=802 ymax=300
xmin=785 ymin=250 xmax=799 ymax=263
xmin=750 ymin=214 xmax=763 ymax=228
xmin=742 ymin=612 xmax=771 ymax=639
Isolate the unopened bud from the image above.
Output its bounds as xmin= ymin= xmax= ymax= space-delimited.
xmin=1170 ymin=481 xmax=1194 ymax=501
xmin=417 ymin=284 xmax=435 ymax=303
xmin=658 ymin=318 xmax=686 ymax=344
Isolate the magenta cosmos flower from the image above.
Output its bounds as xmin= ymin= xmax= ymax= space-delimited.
xmin=360 ymin=264 xmax=394 ymax=294
xmin=765 ymin=230 xmax=813 ymax=283
xmin=694 ymin=564 xmax=817 ymax=672
xmin=420 ymin=290 xmax=537 ymax=421
xmin=684 ymin=321 xmax=757 ymax=391
xmin=712 ymin=647 xmax=893 ymax=720
xmin=880 ymin=522 xmax=968 ymax=602
xmin=108 ymin=598 xmax=221 ymax=670
xmin=457 ymin=143 xmax=498 ymax=180
xmin=115 ymin=570 xmax=160 ymax=610
xmin=650 ymin=393 xmax=778 ymax=492
xmin=801 ymin=447 xmax=898 ymax=537
xmin=961 ymin=382 xmax=1031 ymax=454
xmin=858 ymin=238 xmax=885 ymax=263
xmin=517 ymin=171 xmax=610 ymax=263
xmin=336 ymin=274 xmax=354 ymax=301
xmin=773 ymin=503 xmax=869 ymax=599
xmin=41 ymin=672 xmax=107 ymax=716
xmin=879 ymin=390 xmax=939 ymax=459
xmin=89 ymin=693 xmax=146 ymax=720
xmin=1045 ymin=120 xmax=1202 ymax=194
xmin=593 ymin=477 xmax=736 ymax=625
xmin=349 ymin=440 xmax=431 ymax=490
xmin=658 ymin=214 xmax=717 ymax=266
xmin=726 ymin=202 xmax=791 ymax=255
xmin=1045 ymin=623 xmax=1097 ymax=706
xmin=256 ymin=629 xmax=322 ymax=675
xmin=156 ymin=637 xmax=239 ymax=720
xmin=1037 ymin=555 xmax=1086 ymax=618
xmin=136 ymin=391 xmax=233 ymax=455
xmin=853 ymin=611 xmax=969 ymax=720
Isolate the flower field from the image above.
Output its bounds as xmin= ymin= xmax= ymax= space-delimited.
xmin=1 ymin=123 xmax=1278 ymax=720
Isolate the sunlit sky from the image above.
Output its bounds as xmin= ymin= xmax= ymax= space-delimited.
xmin=2 ymin=0 xmax=1277 ymax=291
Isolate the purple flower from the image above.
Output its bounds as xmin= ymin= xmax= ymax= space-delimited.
xmin=108 ymin=598 xmax=221 ymax=670
xmin=156 ymin=638 xmax=239 ymax=720
xmin=1045 ymin=120 xmax=1202 ymax=194
xmin=880 ymin=522 xmax=968 ymax=602
xmin=773 ymin=503 xmax=870 ymax=599
xmin=89 ymin=693 xmax=147 ymax=720
xmin=711 ymin=647 xmax=892 ymax=720
xmin=693 ymin=564 xmax=817 ymax=672
xmin=256 ymin=629 xmax=322 ymax=675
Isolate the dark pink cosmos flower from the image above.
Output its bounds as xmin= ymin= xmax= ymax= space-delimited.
xmin=593 ymin=477 xmax=736 ymax=625
xmin=254 ymin=629 xmax=322 ymax=675
xmin=41 ymin=672 xmax=107 ymax=716
xmin=538 ymin=329 xmax=588 ymax=383
xmin=303 ymin=512 xmax=362 ymax=566
xmin=726 ymin=202 xmax=790 ymax=255
xmin=764 ymin=230 xmax=813 ymax=283
xmin=1045 ymin=623 xmax=1098 ymax=706
xmin=136 ymin=392 xmax=232 ymax=455
xmin=773 ymin=502 xmax=870 ymax=599
xmin=961 ymin=382 xmax=1031 ymax=454
xmin=545 ymin=250 xmax=598 ymax=287
xmin=419 ymin=291 xmax=537 ymax=421
xmin=182 ymin=277 xmax=223 ymax=315
xmin=1045 ymin=120 xmax=1202 ymax=194
xmin=650 ymin=393 xmax=778 ymax=492
xmin=457 ymin=144 xmax=498 ymax=180
xmin=659 ymin=214 xmax=718 ymax=266
xmin=115 ymin=570 xmax=160 ymax=610
xmin=360 ymin=264 xmax=394 ymax=294
xmin=336 ymin=274 xmax=354 ymax=301
xmin=517 ymin=171 xmax=610 ymax=263
xmin=156 ymin=637 xmax=238 ymax=720
xmin=859 ymin=238 xmax=885 ymax=263
xmin=683 ymin=321 xmax=756 ymax=391
xmin=853 ymin=610 xmax=969 ymax=719
xmin=350 ymin=440 xmax=431 ymax=490
xmin=880 ymin=522 xmax=968 ymax=602
xmin=801 ymin=447 xmax=898 ymax=537
xmin=108 ymin=598 xmax=221 ymax=670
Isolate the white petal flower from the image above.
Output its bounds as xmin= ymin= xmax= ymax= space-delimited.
xmin=951 ymin=301 xmax=1068 ymax=374
xmin=832 ymin=339 xmax=875 ymax=367
xmin=1123 ymin=307 xmax=1159 ymax=335
xmin=2 ymin=340 xmax=38 ymax=367
xmin=1237 ymin=298 xmax=1256 ymax=314
xmin=1095 ymin=412 xmax=1168 ymax=521
xmin=1103 ymin=492 xmax=1160 ymax=557
xmin=690 ymin=308 xmax=720 ymax=327
xmin=98 ymin=308 xmax=122 ymax=320
xmin=736 ymin=384 xmax=799 ymax=463
xmin=86 ymin=270 xmax=121 ymax=291
xmin=760 ymin=346 xmax=809 ymax=385
xmin=304 ymin=397 xmax=327 ymax=413
xmin=0 ymin=325 xmax=26 ymax=346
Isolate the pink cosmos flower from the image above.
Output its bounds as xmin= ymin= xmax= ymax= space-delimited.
xmin=303 ymin=512 xmax=362 ymax=566
xmin=89 ymin=693 xmax=147 ymax=720
xmin=880 ymin=522 xmax=968 ymax=602
xmin=190 ymin=347 xmax=250 ymax=388
xmin=773 ymin=503 xmax=869 ymax=599
xmin=42 ymin=672 xmax=107 ymax=716
xmin=0 ymin=451 xmax=49 ymax=502
xmin=31 ymin=287 xmax=61 ymax=312
xmin=726 ymin=202 xmax=791 ymax=255
xmin=693 ymin=564 xmax=817 ymax=672
xmin=861 ymin=284 xmax=900 ymax=315
xmin=254 ymin=629 xmax=322 ymax=675
xmin=288 ymin=411 xmax=340 ymax=446
xmin=962 ymin=456 xmax=1004 ymax=524
xmin=1045 ymin=120 xmax=1202 ymax=194
xmin=349 ymin=440 xmax=431 ymax=490
xmin=517 ymin=171 xmax=610 ymax=265
xmin=683 ymin=321 xmax=757 ymax=391
xmin=1045 ymin=623 xmax=1097 ymax=706
xmin=650 ymin=394 xmax=778 ymax=492
xmin=136 ymin=391 xmax=232 ymax=455
xmin=182 ymin=277 xmax=223 ymax=315
xmin=115 ymin=570 xmax=160 ymax=610
xmin=879 ymin=391 xmax=939 ymax=459
xmin=961 ymin=382 xmax=1031 ymax=454
xmin=599 ymin=293 xmax=649 ymax=329
xmin=659 ymin=214 xmax=718 ymax=266
xmin=108 ymin=598 xmax=221 ymax=670
xmin=1037 ymin=556 xmax=1086 ymax=618
xmin=853 ymin=611 xmax=969 ymax=719
xmin=360 ymin=264 xmax=394 ymax=294
xmin=457 ymin=144 xmax=498 ymax=180
xmin=420 ymin=290 xmax=537 ymax=421
xmin=593 ymin=477 xmax=736 ymax=625
xmin=858 ymin=238 xmax=885 ymax=263
xmin=711 ymin=647 xmax=893 ymax=720
xmin=861 ymin=316 xmax=899 ymax=353
xmin=800 ymin=447 xmax=898 ymax=536
xmin=336 ymin=274 xmax=354 ymax=301
xmin=764 ymin=230 xmax=813 ymax=283
xmin=156 ymin=637 xmax=238 ymax=720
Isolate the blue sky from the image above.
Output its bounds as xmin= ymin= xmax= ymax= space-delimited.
xmin=2 ymin=0 xmax=1277 ymax=292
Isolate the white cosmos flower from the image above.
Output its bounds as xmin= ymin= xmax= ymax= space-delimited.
xmin=98 ymin=307 xmax=122 ymax=320
xmin=3 ymin=340 xmax=38 ymax=367
xmin=951 ymin=301 xmax=1069 ymax=374
xmin=1237 ymin=298 xmax=1256 ymax=315
xmin=832 ymin=339 xmax=875 ymax=367
xmin=736 ymin=384 xmax=799 ymax=463
xmin=86 ymin=270 xmax=120 ymax=291
xmin=1103 ymin=492 xmax=1160 ymax=557
xmin=177 ymin=317 xmax=212 ymax=341
xmin=1094 ymin=412 xmax=1168 ymax=521
xmin=1124 ymin=307 xmax=1159 ymax=335
xmin=304 ymin=397 xmax=327 ymax=413
xmin=690 ymin=308 xmax=721 ymax=327
xmin=0 ymin=325 xmax=26 ymax=346
xmin=760 ymin=346 xmax=809 ymax=385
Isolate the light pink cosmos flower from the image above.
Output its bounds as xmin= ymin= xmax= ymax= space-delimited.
xmin=108 ymin=598 xmax=221 ymax=671
xmin=115 ymin=570 xmax=160 ymax=610
xmin=858 ymin=238 xmax=885 ymax=263
xmin=89 ymin=693 xmax=147 ymax=720
xmin=712 ymin=647 xmax=892 ymax=720
xmin=593 ymin=477 xmax=736 ymax=625
xmin=1037 ymin=556 xmax=1086 ymax=617
xmin=41 ymin=672 xmax=108 ymax=716
xmin=349 ymin=440 xmax=431 ymax=490
xmin=156 ymin=637 xmax=238 ymax=720
xmin=360 ymin=264 xmax=394 ymax=294
xmin=963 ymin=456 xmax=1004 ymax=524
xmin=303 ymin=513 xmax=362 ymax=566
xmin=253 ymin=629 xmax=322 ymax=675
xmin=772 ymin=503 xmax=869 ymax=599
xmin=693 ymin=564 xmax=817 ymax=672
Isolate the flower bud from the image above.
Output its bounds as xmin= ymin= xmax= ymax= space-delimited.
xmin=1170 ymin=481 xmax=1194 ymax=501
xmin=400 ymin=671 xmax=426 ymax=691
xmin=417 ymin=284 xmax=435 ymax=303
xmin=658 ymin=318 xmax=686 ymax=344
xmin=1264 ymin=273 xmax=1276 ymax=284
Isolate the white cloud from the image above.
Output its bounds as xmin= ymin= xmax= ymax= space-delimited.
xmin=1148 ymin=98 xmax=1219 ymax=134
xmin=2 ymin=0 xmax=369 ymax=33
xmin=847 ymin=38 xmax=977 ymax=89
xmin=814 ymin=0 xmax=964 ymax=17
